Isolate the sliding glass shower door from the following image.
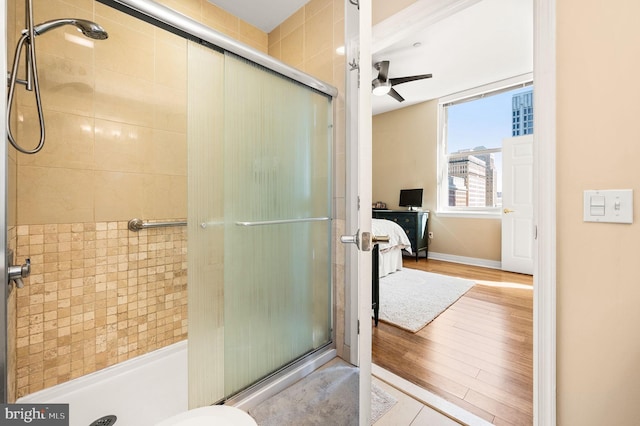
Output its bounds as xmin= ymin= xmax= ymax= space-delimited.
xmin=223 ymin=53 xmax=332 ymax=396
xmin=187 ymin=43 xmax=333 ymax=406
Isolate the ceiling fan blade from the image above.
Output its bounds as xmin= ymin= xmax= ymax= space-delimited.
xmin=376 ymin=60 xmax=390 ymax=81
xmin=387 ymin=87 xmax=404 ymax=102
xmin=389 ymin=73 xmax=433 ymax=86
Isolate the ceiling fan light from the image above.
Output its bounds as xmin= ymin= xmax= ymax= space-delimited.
xmin=372 ymin=79 xmax=391 ymax=96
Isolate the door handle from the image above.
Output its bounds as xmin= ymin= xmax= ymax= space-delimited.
xmin=6 ymin=249 xmax=30 ymax=289
xmin=504 ymin=208 xmax=516 ymax=214
xmin=340 ymin=233 xmax=359 ymax=245
xmin=372 ymin=235 xmax=390 ymax=243
xmin=341 ymin=232 xmax=389 ymax=251
xmin=341 ymin=230 xmax=376 ymax=252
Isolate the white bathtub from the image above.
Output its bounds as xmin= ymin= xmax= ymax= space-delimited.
xmin=18 ymin=340 xmax=188 ymax=426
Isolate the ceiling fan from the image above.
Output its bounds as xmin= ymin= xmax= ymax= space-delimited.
xmin=371 ymin=60 xmax=432 ymax=102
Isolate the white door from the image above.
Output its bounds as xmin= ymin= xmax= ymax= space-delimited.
xmin=343 ymin=1 xmax=373 ymax=425
xmin=501 ymin=135 xmax=534 ymax=275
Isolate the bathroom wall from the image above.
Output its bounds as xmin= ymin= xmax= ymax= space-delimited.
xmin=9 ymin=0 xmax=268 ymax=399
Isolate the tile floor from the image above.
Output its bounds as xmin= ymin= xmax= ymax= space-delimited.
xmin=372 ymin=377 xmax=462 ymax=426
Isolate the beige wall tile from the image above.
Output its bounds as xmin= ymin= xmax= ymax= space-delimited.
xmin=17 ymin=166 xmax=95 ymax=224
xmin=14 ymin=222 xmax=187 ymax=396
xmin=58 ymin=0 xmax=94 ymax=13
xmin=280 ymin=9 xmax=305 ymax=38
xmin=281 ymin=26 xmax=304 ymax=69
xmin=29 ymin=0 xmax=93 ymax=36
xmin=17 ymin=53 xmax=95 ymax=118
xmin=94 ymin=17 xmax=155 ymax=80
xmin=17 ymin=108 xmax=95 ymax=170
xmin=269 ymin=25 xmax=281 ymax=44
xmin=155 ymin=40 xmax=188 ymax=92
xmin=268 ymin=41 xmax=282 ymax=61
xmin=333 ymin=0 xmax=345 ymax=22
xmin=306 ymin=0 xmax=333 ymax=19
xmin=304 ymin=4 xmax=333 ymax=61
xmin=147 ymin=130 xmax=187 ymax=177
xmin=8 ymin=158 xmax=17 ymax=227
xmin=333 ymin=18 xmax=345 ymax=53
xmin=202 ymin=2 xmax=239 ymax=35
xmin=156 ymin=0 xmax=202 ymax=21
xmin=305 ymin=49 xmax=333 ymax=84
xmin=153 ymin=84 xmax=187 ymax=133
xmin=95 ymin=69 xmax=155 ymax=128
xmin=94 ymin=119 xmax=153 ymax=174
xmin=93 ymin=171 xmax=146 ymax=222
xmin=95 ymin=3 xmax=156 ymax=35
xmin=238 ymin=20 xmax=268 ymax=51
xmin=237 ymin=34 xmax=268 ymax=53
xmin=143 ymin=174 xmax=187 ymax=219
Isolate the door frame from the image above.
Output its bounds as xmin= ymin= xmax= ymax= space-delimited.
xmin=364 ymin=0 xmax=557 ymax=424
xmin=532 ymin=0 xmax=556 ymax=423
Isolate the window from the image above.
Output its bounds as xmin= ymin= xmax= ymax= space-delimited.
xmin=437 ymin=76 xmax=533 ymax=216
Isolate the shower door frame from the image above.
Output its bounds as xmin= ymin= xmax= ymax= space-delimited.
xmin=96 ymin=0 xmax=340 ymax=408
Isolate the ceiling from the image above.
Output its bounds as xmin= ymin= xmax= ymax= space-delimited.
xmin=207 ymin=0 xmax=310 ymax=33
xmin=371 ymin=0 xmax=532 ymax=114
xmin=207 ymin=0 xmax=533 ymax=115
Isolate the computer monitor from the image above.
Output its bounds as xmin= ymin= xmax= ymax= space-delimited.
xmin=399 ymin=188 xmax=423 ymax=210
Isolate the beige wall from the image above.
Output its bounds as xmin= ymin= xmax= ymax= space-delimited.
xmin=557 ymin=0 xmax=640 ymax=423
xmin=372 ymin=101 xmax=502 ymax=262
xmin=372 ymin=0 xmax=416 ymax=25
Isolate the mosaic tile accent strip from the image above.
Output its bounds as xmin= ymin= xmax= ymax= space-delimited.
xmin=14 ymin=221 xmax=188 ymax=398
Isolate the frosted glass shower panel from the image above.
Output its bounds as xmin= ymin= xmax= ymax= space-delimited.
xmin=223 ymin=53 xmax=333 ymax=396
xmin=186 ymin=43 xmax=225 ymax=408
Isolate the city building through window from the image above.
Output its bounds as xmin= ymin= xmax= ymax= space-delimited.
xmin=437 ymin=77 xmax=533 ymax=215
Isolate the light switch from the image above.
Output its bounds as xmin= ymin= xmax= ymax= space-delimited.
xmin=584 ymin=189 xmax=633 ymax=223
xmin=589 ymin=195 xmax=605 ymax=216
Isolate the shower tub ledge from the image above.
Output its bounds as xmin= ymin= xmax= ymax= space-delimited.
xmin=17 ymin=340 xmax=188 ymax=426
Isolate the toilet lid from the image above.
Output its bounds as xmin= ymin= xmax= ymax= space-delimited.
xmin=156 ymin=406 xmax=257 ymax=426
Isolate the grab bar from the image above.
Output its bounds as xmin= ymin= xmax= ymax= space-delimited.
xmin=128 ymin=216 xmax=330 ymax=231
xmin=128 ymin=218 xmax=187 ymax=232
xmin=235 ymin=217 xmax=330 ymax=227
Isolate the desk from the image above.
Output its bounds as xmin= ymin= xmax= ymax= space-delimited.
xmin=372 ymin=210 xmax=429 ymax=261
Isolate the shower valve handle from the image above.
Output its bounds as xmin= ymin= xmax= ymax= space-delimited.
xmin=8 ymin=258 xmax=30 ymax=289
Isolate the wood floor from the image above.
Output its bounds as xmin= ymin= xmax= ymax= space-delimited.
xmin=372 ymin=258 xmax=533 ymax=425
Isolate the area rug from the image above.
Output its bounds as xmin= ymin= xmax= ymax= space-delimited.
xmin=379 ymin=268 xmax=475 ymax=333
xmin=370 ymin=381 xmax=397 ymax=423
xmin=248 ymin=360 xmax=397 ymax=425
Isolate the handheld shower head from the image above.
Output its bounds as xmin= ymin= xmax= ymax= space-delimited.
xmin=7 ymin=17 xmax=107 ymax=154
xmin=33 ymin=18 xmax=108 ymax=40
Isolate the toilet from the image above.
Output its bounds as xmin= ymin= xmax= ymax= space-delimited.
xmin=155 ymin=406 xmax=258 ymax=426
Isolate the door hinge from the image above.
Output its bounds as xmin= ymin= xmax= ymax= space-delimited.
xmin=534 ymin=225 xmax=538 ymax=240
xmin=357 ymin=319 xmax=360 ymax=335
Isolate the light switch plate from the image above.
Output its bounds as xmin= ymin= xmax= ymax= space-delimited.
xmin=583 ymin=189 xmax=633 ymax=223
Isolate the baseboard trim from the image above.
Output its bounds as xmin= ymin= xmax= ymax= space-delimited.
xmin=427 ymin=251 xmax=502 ymax=270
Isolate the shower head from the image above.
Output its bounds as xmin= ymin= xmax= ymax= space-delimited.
xmin=33 ymin=18 xmax=108 ymax=40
